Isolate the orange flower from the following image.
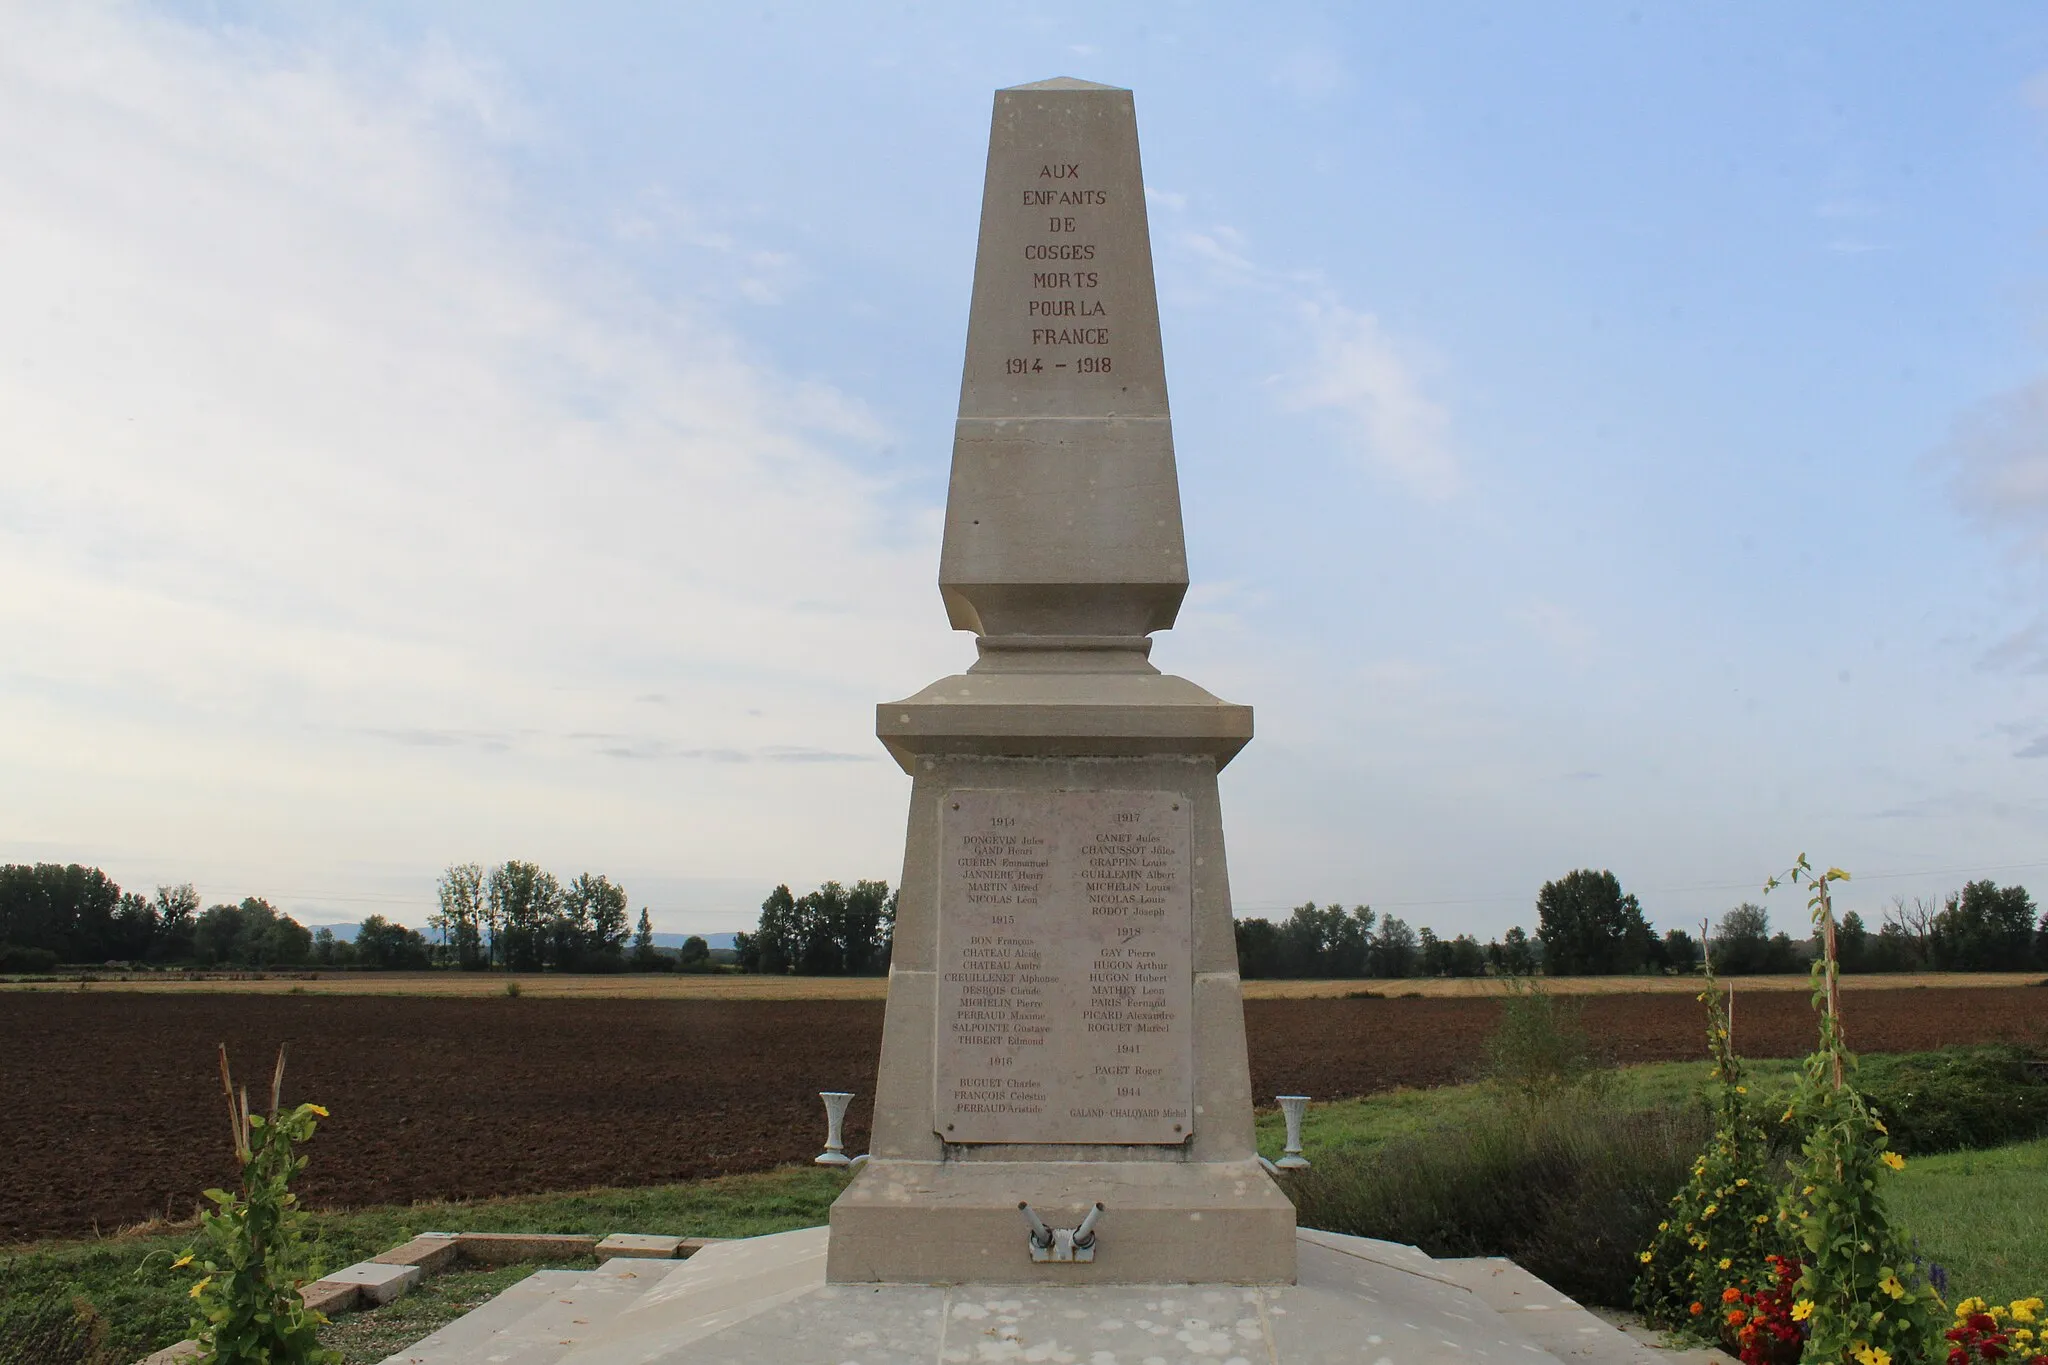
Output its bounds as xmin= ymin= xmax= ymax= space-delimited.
xmin=1722 ymin=1287 xmax=1744 ymax=1304
xmin=1690 ymin=1302 xmax=1704 ymax=1317
xmin=1727 ymin=1309 xmax=1747 ymax=1326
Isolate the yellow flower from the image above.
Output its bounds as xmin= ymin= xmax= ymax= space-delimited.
xmin=307 ymin=1104 xmax=330 ymax=1118
xmin=1735 ymin=1178 xmax=1749 ymax=1186
xmin=1879 ymin=1275 xmax=1905 ymax=1300
xmin=189 ymin=1276 xmax=212 ymax=1300
xmin=1755 ymin=1215 xmax=1770 ymax=1225
xmin=1791 ymin=1300 xmax=1815 ymax=1321
xmin=1853 ymin=1345 xmax=1890 ymax=1365
xmin=1959 ymin=1297 xmax=1988 ymax=1316
xmin=2018 ymin=1328 xmax=2036 ymax=1344
xmin=170 ymin=1252 xmax=193 ymax=1268
xmin=1874 ymin=1118 xmax=1888 ymax=1134
xmin=1802 ymin=1185 xmax=1816 ymax=1196
xmin=2016 ymin=1299 xmax=2044 ymax=1323
xmin=1703 ymin=1205 xmax=1718 ymax=1218
xmin=1640 ymin=1251 xmax=1655 ymax=1263
xmin=1736 ymin=1086 xmax=1748 ymax=1094
xmin=1881 ymin=1151 xmax=1905 ymax=1172
xmin=1718 ymin=1258 xmax=1732 ymax=1271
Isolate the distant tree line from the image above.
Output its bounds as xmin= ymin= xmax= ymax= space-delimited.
xmin=735 ymin=880 xmax=896 ymax=975
xmin=0 ymin=860 xmax=698 ymax=975
xmin=1232 ymin=869 xmax=2041 ymax=979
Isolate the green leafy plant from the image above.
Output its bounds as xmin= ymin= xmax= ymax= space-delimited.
xmin=166 ymin=1045 xmax=339 ymax=1365
xmin=1485 ymin=974 xmax=1601 ymax=1103
xmin=1636 ymin=945 xmax=1787 ymax=1336
xmin=1769 ymin=855 xmax=1946 ymax=1365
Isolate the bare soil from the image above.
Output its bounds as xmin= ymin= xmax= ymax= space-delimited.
xmin=4 ymin=986 xmax=2044 ymax=1242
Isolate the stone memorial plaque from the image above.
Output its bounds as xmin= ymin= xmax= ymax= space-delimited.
xmin=934 ymin=788 xmax=1193 ymax=1144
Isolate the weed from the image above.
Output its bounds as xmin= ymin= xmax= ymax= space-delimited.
xmin=0 ymin=1294 xmax=115 ymax=1365
xmin=1486 ymin=975 xmax=1602 ymax=1103
xmin=1286 ymin=1095 xmax=1706 ymax=1306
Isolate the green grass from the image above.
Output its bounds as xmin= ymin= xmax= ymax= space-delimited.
xmin=1252 ymin=1058 xmax=1807 ymax=1162
xmin=319 ymin=1257 xmax=596 ymax=1365
xmin=1252 ymin=1055 xmax=2048 ymax=1309
xmin=0 ymin=1167 xmax=847 ymax=1363
xmin=1887 ymin=1137 xmax=2048 ymax=1306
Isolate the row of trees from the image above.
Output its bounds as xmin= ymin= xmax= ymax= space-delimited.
xmin=427 ymin=862 xmax=645 ymax=972
xmin=0 ymin=861 xmax=695 ymax=974
xmin=1232 ymin=870 xmax=2041 ymax=980
xmin=735 ymin=880 xmax=896 ymax=975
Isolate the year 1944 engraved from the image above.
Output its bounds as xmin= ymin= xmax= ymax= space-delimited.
xmin=1005 ymin=355 xmax=1111 ymax=375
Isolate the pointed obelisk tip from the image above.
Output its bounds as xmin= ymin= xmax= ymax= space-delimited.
xmin=939 ymin=74 xmax=1186 ymax=649
xmin=1003 ymin=76 xmax=1127 ymax=92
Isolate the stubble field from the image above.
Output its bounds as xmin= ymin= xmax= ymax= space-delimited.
xmin=4 ymin=983 xmax=2045 ymax=1242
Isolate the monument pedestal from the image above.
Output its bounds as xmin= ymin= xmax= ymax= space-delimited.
xmin=827 ymin=665 xmax=1295 ymax=1285
xmin=828 ymin=1158 xmax=1294 ymax=1285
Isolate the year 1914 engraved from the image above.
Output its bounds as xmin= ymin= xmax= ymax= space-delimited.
xmin=1002 ymin=162 xmax=1116 ymax=379
xmin=935 ymin=789 xmax=1193 ymax=1145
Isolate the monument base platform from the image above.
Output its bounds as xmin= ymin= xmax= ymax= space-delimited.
xmin=825 ymin=1157 xmax=1297 ymax=1285
xmin=379 ymin=1224 xmax=1720 ymax=1365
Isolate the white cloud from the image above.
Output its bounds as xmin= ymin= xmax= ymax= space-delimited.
xmin=0 ymin=7 xmax=950 ymax=924
xmin=1936 ymin=376 xmax=2048 ymax=562
xmin=1285 ymin=302 xmax=1463 ymax=500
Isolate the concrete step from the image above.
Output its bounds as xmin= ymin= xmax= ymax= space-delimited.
xmin=375 ymin=1227 xmax=1730 ymax=1364
xmin=376 ymin=1259 xmax=685 ymax=1365
xmin=1437 ymin=1257 xmax=1735 ymax=1364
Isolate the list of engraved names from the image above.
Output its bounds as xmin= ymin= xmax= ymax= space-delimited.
xmin=1005 ymin=161 xmax=1115 ymax=381
xmin=935 ymin=789 xmax=1193 ymax=1145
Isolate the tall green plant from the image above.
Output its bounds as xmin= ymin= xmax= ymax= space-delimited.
xmin=167 ymin=1046 xmax=339 ymax=1365
xmin=1486 ymin=974 xmax=1599 ymax=1102
xmin=1636 ymin=941 xmax=1785 ymax=1335
xmin=1769 ymin=856 xmax=1944 ymax=1365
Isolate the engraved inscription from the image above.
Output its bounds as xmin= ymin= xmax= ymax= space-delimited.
xmin=1001 ymin=162 xmax=1115 ymax=378
xmin=935 ymin=789 xmax=1193 ymax=1144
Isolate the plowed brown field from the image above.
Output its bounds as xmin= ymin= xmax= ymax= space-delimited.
xmin=4 ymin=986 xmax=2043 ymax=1242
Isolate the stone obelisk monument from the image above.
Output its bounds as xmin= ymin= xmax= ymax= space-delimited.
xmin=828 ymin=77 xmax=1295 ymax=1286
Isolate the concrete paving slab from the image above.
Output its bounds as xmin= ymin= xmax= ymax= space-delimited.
xmin=319 ymin=1260 xmax=422 ymax=1305
xmin=1439 ymin=1257 xmax=1727 ymax=1364
xmin=595 ymin=1234 xmax=682 ymax=1260
xmin=374 ymin=1233 xmax=462 ymax=1273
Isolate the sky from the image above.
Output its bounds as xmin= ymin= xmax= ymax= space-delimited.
xmin=2 ymin=3 xmax=2045 ymax=940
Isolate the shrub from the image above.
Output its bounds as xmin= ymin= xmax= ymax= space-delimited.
xmin=0 ymin=1294 xmax=115 ymax=1365
xmin=165 ymin=1046 xmax=338 ymax=1365
xmin=1769 ymin=856 xmax=1946 ymax=1365
xmin=0 ymin=942 xmax=58 ymax=974
xmin=1285 ymin=1097 xmax=1706 ymax=1306
xmin=1858 ymin=1046 xmax=2048 ymax=1156
xmin=1486 ymin=975 xmax=1601 ymax=1102
xmin=1637 ymin=969 xmax=1788 ymax=1334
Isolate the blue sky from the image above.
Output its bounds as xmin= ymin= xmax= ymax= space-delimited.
xmin=2 ymin=4 xmax=2044 ymax=938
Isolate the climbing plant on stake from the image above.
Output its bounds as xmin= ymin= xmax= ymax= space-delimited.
xmin=1767 ymin=855 xmax=1943 ymax=1365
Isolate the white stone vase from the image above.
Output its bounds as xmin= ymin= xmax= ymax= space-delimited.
xmin=815 ymin=1091 xmax=855 ymax=1166
xmin=1276 ymin=1095 xmax=1310 ymax=1170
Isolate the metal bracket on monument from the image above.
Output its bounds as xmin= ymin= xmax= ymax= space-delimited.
xmin=1019 ymin=1201 xmax=1104 ymax=1263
